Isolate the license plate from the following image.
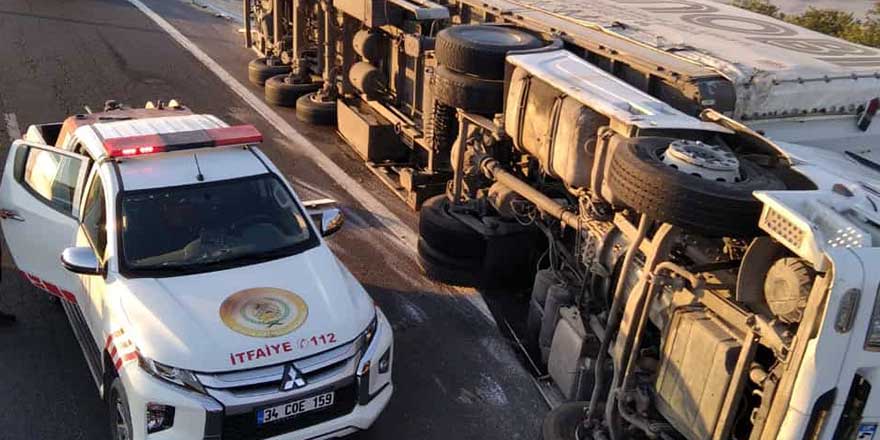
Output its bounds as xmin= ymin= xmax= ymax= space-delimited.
xmin=256 ymin=391 xmax=335 ymax=425
xmin=859 ymin=423 xmax=878 ymax=440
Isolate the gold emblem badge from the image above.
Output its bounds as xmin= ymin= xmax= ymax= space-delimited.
xmin=220 ymin=288 xmax=308 ymax=338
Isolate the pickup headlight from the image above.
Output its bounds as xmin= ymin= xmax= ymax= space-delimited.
xmin=138 ymin=354 xmax=206 ymax=394
xmin=362 ymin=313 xmax=379 ymax=350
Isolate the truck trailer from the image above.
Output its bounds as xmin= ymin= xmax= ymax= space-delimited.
xmin=241 ymin=1 xmax=880 ymax=439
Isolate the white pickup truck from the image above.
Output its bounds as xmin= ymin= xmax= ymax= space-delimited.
xmin=0 ymin=103 xmax=393 ymax=440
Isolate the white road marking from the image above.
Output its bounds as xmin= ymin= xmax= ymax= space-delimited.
xmin=126 ymin=0 xmax=418 ymax=255
xmin=4 ymin=113 xmax=21 ymax=142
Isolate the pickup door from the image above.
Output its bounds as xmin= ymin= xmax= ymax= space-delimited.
xmin=0 ymin=140 xmax=89 ymax=300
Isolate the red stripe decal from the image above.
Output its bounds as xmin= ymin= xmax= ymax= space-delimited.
xmin=109 ymin=345 xmax=118 ymax=359
xmin=61 ymin=290 xmax=77 ymax=304
xmin=114 ymin=358 xmax=123 ymax=371
xmin=43 ymin=282 xmax=62 ymax=296
xmin=122 ymin=352 xmax=138 ymax=363
xmin=18 ymin=272 xmax=77 ymax=304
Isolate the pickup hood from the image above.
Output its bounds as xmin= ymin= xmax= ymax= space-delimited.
xmin=114 ymin=245 xmax=374 ymax=373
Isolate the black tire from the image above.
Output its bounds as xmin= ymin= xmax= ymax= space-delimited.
xmin=108 ymin=378 xmax=133 ymax=440
xmin=264 ymin=75 xmax=321 ymax=107
xmin=435 ymin=25 xmax=543 ymax=80
xmin=417 ymin=195 xmax=545 ymax=288
xmin=543 ymin=402 xmax=589 ymax=440
xmin=606 ymin=137 xmax=785 ymax=237
xmin=248 ymin=57 xmax=291 ymax=87
xmin=418 ymin=238 xmax=482 ymax=287
xmin=433 ymin=65 xmax=503 ymax=114
xmin=419 ymin=195 xmax=486 ymax=259
xmin=296 ymin=92 xmax=337 ymax=125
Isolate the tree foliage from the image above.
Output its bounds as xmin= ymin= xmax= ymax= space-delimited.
xmin=732 ymin=0 xmax=880 ymax=48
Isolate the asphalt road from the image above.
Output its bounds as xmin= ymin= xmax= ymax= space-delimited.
xmin=0 ymin=1 xmax=545 ymax=439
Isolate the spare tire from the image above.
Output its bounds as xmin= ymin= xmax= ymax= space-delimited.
xmin=436 ymin=25 xmax=543 ymax=80
xmin=606 ymin=137 xmax=785 ymax=237
xmin=433 ymin=65 xmax=503 ymax=114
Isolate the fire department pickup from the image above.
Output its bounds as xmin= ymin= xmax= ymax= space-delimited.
xmin=0 ymin=103 xmax=393 ymax=440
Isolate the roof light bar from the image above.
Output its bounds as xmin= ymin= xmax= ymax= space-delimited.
xmin=103 ymin=125 xmax=262 ymax=158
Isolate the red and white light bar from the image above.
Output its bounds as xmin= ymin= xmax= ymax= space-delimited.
xmin=103 ymin=125 xmax=263 ymax=158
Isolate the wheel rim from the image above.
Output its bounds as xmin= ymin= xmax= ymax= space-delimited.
xmin=659 ymin=139 xmax=740 ymax=182
xmin=114 ymin=397 xmax=130 ymax=440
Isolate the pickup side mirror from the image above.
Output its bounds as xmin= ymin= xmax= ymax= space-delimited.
xmin=60 ymin=247 xmax=103 ymax=276
xmin=303 ymin=199 xmax=344 ymax=237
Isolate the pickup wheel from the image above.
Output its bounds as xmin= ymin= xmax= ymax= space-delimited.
xmin=435 ymin=25 xmax=543 ymax=80
xmin=248 ymin=57 xmax=292 ymax=87
xmin=606 ymin=137 xmax=785 ymax=237
xmin=265 ymin=75 xmax=321 ymax=107
xmin=542 ymin=401 xmax=590 ymax=440
xmin=296 ymin=92 xmax=337 ymax=125
xmin=108 ymin=378 xmax=133 ymax=440
xmin=433 ymin=65 xmax=503 ymax=115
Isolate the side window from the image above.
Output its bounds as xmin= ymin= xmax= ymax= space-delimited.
xmin=81 ymin=174 xmax=107 ymax=259
xmin=22 ymin=147 xmax=84 ymax=216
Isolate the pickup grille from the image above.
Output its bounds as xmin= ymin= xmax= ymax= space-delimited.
xmin=220 ymin=380 xmax=358 ymax=440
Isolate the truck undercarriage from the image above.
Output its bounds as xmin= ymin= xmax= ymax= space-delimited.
xmin=240 ymin=1 xmax=880 ymax=438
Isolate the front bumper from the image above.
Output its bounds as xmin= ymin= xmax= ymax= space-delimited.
xmin=121 ymin=310 xmax=394 ymax=440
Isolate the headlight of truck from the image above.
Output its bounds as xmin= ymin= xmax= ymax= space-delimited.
xmin=138 ymin=354 xmax=206 ymax=394
xmin=866 ymin=286 xmax=880 ymax=350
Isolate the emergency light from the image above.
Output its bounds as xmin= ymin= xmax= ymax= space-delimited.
xmin=102 ymin=125 xmax=263 ymax=158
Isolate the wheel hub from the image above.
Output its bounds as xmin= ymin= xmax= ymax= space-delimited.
xmin=662 ymin=140 xmax=740 ymax=182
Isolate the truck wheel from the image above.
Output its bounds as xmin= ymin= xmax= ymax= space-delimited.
xmin=248 ymin=57 xmax=291 ymax=87
xmin=606 ymin=137 xmax=784 ymax=237
xmin=433 ymin=65 xmax=503 ymax=115
xmin=419 ymin=195 xmax=486 ymax=259
xmin=108 ymin=378 xmax=133 ymax=440
xmin=543 ymin=402 xmax=589 ymax=440
xmin=418 ymin=238 xmax=482 ymax=287
xmin=296 ymin=92 xmax=337 ymax=125
xmin=418 ymin=195 xmax=544 ymax=288
xmin=265 ymin=75 xmax=320 ymax=107
xmin=436 ymin=25 xmax=543 ymax=80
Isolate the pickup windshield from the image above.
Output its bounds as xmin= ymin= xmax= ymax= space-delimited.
xmin=120 ymin=174 xmax=318 ymax=275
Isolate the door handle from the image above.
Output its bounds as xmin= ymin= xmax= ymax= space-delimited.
xmin=0 ymin=209 xmax=24 ymax=222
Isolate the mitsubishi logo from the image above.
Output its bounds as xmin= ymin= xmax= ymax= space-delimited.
xmin=280 ymin=363 xmax=306 ymax=391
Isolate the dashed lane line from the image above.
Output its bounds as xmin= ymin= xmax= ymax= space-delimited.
xmin=125 ymin=0 xmax=419 ymax=256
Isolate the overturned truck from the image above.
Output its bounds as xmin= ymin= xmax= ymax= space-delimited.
xmin=243 ymin=0 xmax=880 ymax=438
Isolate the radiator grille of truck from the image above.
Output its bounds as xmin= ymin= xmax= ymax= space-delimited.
xmin=832 ymin=375 xmax=871 ymax=439
xmin=220 ymin=380 xmax=358 ymax=440
xmin=762 ymin=208 xmax=805 ymax=249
